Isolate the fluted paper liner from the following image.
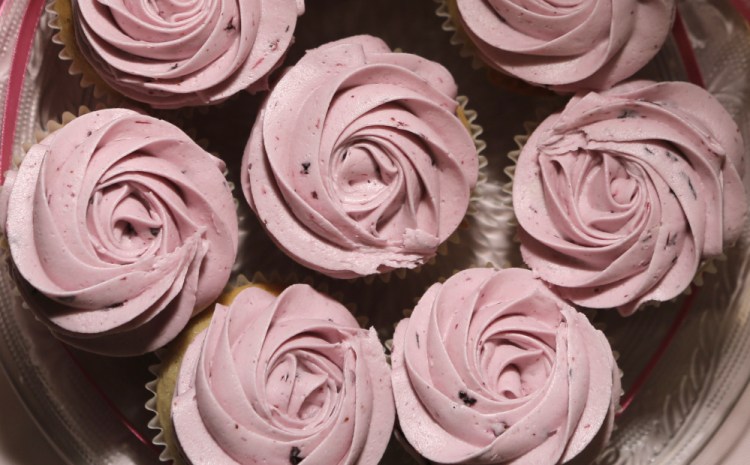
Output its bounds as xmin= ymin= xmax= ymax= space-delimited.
xmin=509 ymin=118 xmax=724 ymax=313
xmin=145 ymin=271 xmax=374 ymax=463
xmin=47 ymin=0 xmax=122 ymax=105
xmin=434 ymin=0 xmax=553 ymax=96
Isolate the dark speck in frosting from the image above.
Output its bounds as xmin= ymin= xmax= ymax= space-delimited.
xmin=684 ymin=174 xmax=697 ymax=199
xmin=150 ymin=228 xmax=160 ymax=237
xmin=123 ymin=223 xmax=136 ymax=237
xmin=290 ymin=446 xmax=304 ymax=464
xmin=224 ymin=18 xmax=235 ymax=31
xmin=664 ymin=151 xmax=679 ymax=162
xmin=458 ymin=390 xmax=477 ymax=406
xmin=301 ymin=162 xmax=311 ymax=174
xmin=617 ymin=109 xmax=638 ymax=119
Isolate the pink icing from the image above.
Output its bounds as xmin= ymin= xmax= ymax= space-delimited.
xmin=72 ymin=0 xmax=305 ymax=108
xmin=513 ymin=80 xmax=747 ymax=315
xmin=453 ymin=0 xmax=675 ymax=91
xmin=241 ymin=35 xmax=478 ymax=279
xmin=171 ymin=284 xmax=395 ymax=465
xmin=0 ymin=109 xmax=238 ymax=355
xmin=391 ymin=268 xmax=620 ymax=464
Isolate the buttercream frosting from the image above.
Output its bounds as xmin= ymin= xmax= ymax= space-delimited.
xmin=513 ymin=80 xmax=747 ymax=315
xmin=1 ymin=109 xmax=238 ymax=355
xmin=72 ymin=0 xmax=305 ymax=108
xmin=241 ymin=35 xmax=478 ymax=279
xmin=452 ymin=0 xmax=675 ymax=91
xmin=391 ymin=267 xmax=620 ymax=464
xmin=171 ymin=284 xmax=395 ymax=465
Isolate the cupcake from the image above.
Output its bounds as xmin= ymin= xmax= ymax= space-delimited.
xmin=391 ymin=267 xmax=620 ymax=464
xmin=53 ymin=0 xmax=305 ymax=108
xmin=153 ymin=283 xmax=395 ymax=465
xmin=440 ymin=0 xmax=675 ymax=92
xmin=512 ymin=80 xmax=747 ymax=315
xmin=241 ymin=35 xmax=479 ymax=279
xmin=0 ymin=108 xmax=238 ymax=356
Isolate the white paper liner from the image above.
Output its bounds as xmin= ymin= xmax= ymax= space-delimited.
xmin=46 ymin=0 xmax=120 ymax=105
xmin=145 ymin=271 xmax=374 ymax=463
xmin=433 ymin=0 xmax=555 ymax=95
xmin=509 ymin=119 xmax=727 ymax=313
xmin=433 ymin=0 xmax=483 ymax=71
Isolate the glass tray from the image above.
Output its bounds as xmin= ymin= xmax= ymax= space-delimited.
xmin=1 ymin=0 xmax=749 ymax=464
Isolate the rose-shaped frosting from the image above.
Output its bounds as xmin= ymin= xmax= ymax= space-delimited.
xmin=72 ymin=0 xmax=305 ymax=108
xmin=391 ymin=268 xmax=620 ymax=464
xmin=513 ymin=81 xmax=747 ymax=315
xmin=0 ymin=109 xmax=238 ymax=356
xmin=241 ymin=35 xmax=478 ymax=278
xmin=452 ymin=0 xmax=675 ymax=91
xmin=171 ymin=284 xmax=395 ymax=465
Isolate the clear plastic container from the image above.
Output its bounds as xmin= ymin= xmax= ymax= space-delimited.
xmin=1 ymin=1 xmax=749 ymax=464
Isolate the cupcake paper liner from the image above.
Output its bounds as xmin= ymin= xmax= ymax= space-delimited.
xmin=509 ymin=119 xmax=725 ymax=314
xmin=47 ymin=0 xmax=121 ymax=105
xmin=238 ymin=93 xmax=512 ymax=293
xmin=145 ymin=271 xmax=374 ymax=463
xmin=319 ymin=96 xmax=513 ymax=341
xmin=145 ymin=272 xmax=284 ymax=464
xmin=434 ymin=0 xmax=553 ymax=96
xmin=353 ymin=94 xmax=492 ymax=284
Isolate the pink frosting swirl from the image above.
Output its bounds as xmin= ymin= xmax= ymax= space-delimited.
xmin=1 ymin=109 xmax=238 ymax=356
xmin=391 ymin=268 xmax=619 ymax=464
xmin=241 ymin=35 xmax=478 ymax=278
xmin=453 ymin=0 xmax=675 ymax=91
xmin=171 ymin=284 xmax=395 ymax=465
xmin=72 ymin=0 xmax=305 ymax=108
xmin=513 ymin=81 xmax=747 ymax=315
